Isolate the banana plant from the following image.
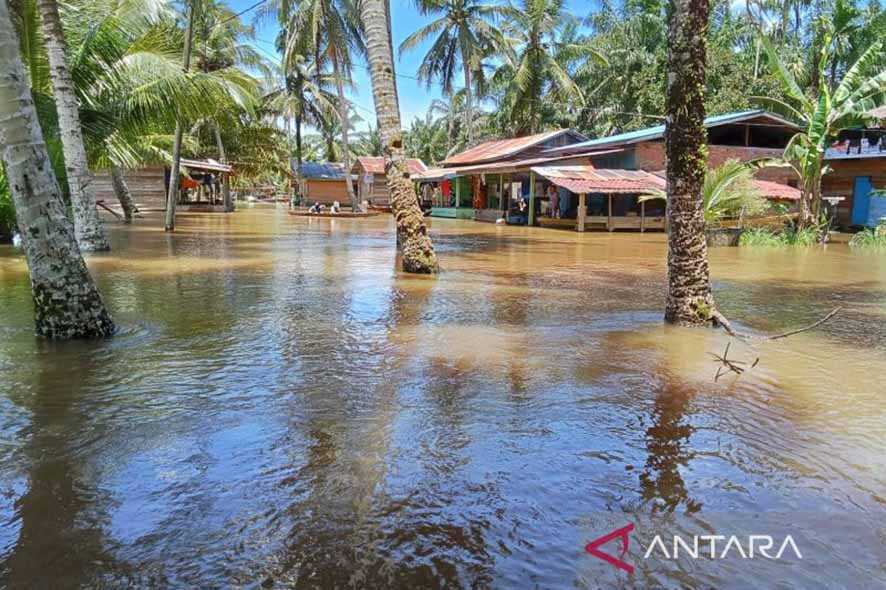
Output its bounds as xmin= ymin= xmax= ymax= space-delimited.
xmin=753 ymin=34 xmax=886 ymax=229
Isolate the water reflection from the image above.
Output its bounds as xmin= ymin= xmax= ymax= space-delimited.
xmin=639 ymin=373 xmax=702 ymax=515
xmin=1 ymin=346 xmax=124 ymax=587
xmin=0 ymin=207 xmax=884 ymax=589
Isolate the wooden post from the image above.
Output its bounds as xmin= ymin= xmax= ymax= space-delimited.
xmin=640 ymin=199 xmax=645 ymax=233
xmin=607 ymin=193 xmax=613 ymax=231
xmin=455 ymin=175 xmax=461 ymax=208
xmin=577 ymin=193 xmax=586 ymax=232
xmin=528 ymin=171 xmax=536 ymax=226
xmin=502 ymin=174 xmax=509 ymax=211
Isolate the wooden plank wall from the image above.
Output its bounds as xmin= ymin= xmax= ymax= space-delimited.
xmin=305 ymin=179 xmax=349 ymax=205
xmin=93 ymin=166 xmax=167 ymax=211
xmin=822 ymin=158 xmax=886 ymax=227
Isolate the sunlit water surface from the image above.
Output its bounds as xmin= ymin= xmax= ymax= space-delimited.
xmin=1 ymin=205 xmax=884 ymax=589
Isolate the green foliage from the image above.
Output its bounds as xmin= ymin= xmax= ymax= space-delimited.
xmin=639 ymin=159 xmax=773 ymax=225
xmin=849 ymin=225 xmax=886 ymax=249
xmin=0 ymin=165 xmax=15 ymax=242
xmin=396 ymin=0 xmax=885 ymax=146
xmin=404 ymin=114 xmax=448 ymax=165
xmin=739 ymin=226 xmax=822 ymax=247
xmin=755 ymin=21 xmax=886 ymax=226
xmin=489 ymin=0 xmax=605 ymax=135
xmin=740 ymin=228 xmax=786 ymax=247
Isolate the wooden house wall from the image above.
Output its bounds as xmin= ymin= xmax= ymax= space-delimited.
xmin=93 ymin=166 xmax=166 ymax=210
xmin=632 ymin=141 xmax=796 ymax=183
xmin=356 ymin=172 xmax=390 ymax=205
xmin=822 ymin=158 xmax=886 ymax=227
xmin=305 ymin=179 xmax=349 ymax=204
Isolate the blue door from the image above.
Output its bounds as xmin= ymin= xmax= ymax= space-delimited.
xmin=851 ymin=176 xmax=872 ymax=226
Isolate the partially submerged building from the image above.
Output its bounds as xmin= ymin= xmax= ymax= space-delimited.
xmin=295 ymin=162 xmax=354 ymax=206
xmin=352 ymin=156 xmax=427 ymax=208
xmin=93 ymin=159 xmax=234 ymax=213
xmin=415 ymin=110 xmax=803 ymax=230
xmin=823 ymin=126 xmax=886 ymax=228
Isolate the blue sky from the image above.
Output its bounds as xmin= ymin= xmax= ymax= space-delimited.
xmin=229 ymin=0 xmax=597 ymax=132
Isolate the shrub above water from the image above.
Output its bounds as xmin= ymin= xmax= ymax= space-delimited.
xmin=0 ymin=168 xmax=15 ymax=243
xmin=849 ymin=226 xmax=886 ymax=250
xmin=739 ymin=227 xmax=821 ymax=247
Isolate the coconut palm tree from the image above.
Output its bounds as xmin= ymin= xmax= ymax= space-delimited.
xmin=0 ymin=0 xmax=114 ymax=337
xmin=353 ymin=124 xmax=383 ymax=157
xmin=35 ymin=0 xmax=110 ymax=250
xmin=494 ymin=0 xmax=605 ymax=134
xmin=192 ymin=0 xmax=270 ymax=211
xmin=399 ymin=0 xmax=512 ymax=144
xmin=267 ymin=56 xmax=336 ymax=169
xmin=405 ymin=112 xmax=448 ymax=165
xmin=53 ymin=0 xmax=254 ymax=221
xmin=165 ymin=0 xmax=194 ymax=231
xmin=664 ymin=0 xmax=718 ymax=326
xmin=286 ymin=0 xmax=364 ymax=211
xmin=360 ymin=0 xmax=438 ymax=273
xmin=317 ymin=107 xmax=365 ymax=162
xmin=755 ymin=35 xmax=886 ymax=228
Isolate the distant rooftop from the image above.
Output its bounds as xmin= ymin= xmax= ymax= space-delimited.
xmin=353 ymin=156 xmax=427 ymax=176
xmin=441 ymin=129 xmax=587 ymax=166
xmin=545 ymin=110 xmax=802 ymax=153
xmin=297 ymin=162 xmax=348 ymax=180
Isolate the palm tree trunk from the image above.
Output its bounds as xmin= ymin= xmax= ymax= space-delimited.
xmin=0 ymin=0 xmax=114 ymax=338
xmin=213 ymin=125 xmax=233 ymax=212
xmin=462 ymin=61 xmax=474 ymax=144
xmin=780 ymin=0 xmax=790 ymax=39
xmin=164 ymin=0 xmax=194 ymax=231
xmin=664 ymin=0 xmax=716 ymax=326
xmin=331 ymin=51 xmax=359 ymax=212
xmin=295 ymin=114 xmax=303 ymax=169
xmin=36 ymin=0 xmax=110 ymax=251
xmin=361 ymin=0 xmax=438 ymax=274
xmin=110 ymin=165 xmax=135 ymax=223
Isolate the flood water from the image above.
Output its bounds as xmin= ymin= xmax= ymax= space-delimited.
xmin=1 ymin=205 xmax=884 ymax=589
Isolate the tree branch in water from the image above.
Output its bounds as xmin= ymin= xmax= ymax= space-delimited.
xmin=711 ymin=307 xmax=842 ymax=342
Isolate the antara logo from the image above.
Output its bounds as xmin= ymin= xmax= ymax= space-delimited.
xmin=585 ymin=524 xmax=802 ymax=573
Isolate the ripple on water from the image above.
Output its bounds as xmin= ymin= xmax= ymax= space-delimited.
xmin=1 ymin=208 xmax=885 ymax=589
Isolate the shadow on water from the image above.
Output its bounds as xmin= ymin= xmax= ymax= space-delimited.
xmin=638 ymin=372 xmax=702 ymax=516
xmin=0 ymin=343 xmax=137 ymax=587
xmin=1 ymin=208 xmax=885 ymax=589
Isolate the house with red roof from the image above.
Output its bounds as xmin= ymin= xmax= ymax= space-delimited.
xmin=414 ymin=111 xmax=803 ymax=230
xmin=352 ymin=156 xmax=427 ymax=208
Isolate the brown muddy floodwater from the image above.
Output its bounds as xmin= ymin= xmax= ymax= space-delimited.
xmin=0 ymin=205 xmax=884 ymax=589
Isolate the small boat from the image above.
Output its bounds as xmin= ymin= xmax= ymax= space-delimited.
xmin=288 ymin=209 xmax=383 ymax=219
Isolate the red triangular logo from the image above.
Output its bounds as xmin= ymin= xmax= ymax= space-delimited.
xmin=585 ymin=523 xmax=635 ymax=574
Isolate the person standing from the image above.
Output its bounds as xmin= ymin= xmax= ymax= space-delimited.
xmin=548 ymin=185 xmax=560 ymax=218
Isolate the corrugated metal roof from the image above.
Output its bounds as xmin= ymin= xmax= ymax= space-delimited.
xmin=353 ymin=156 xmax=427 ymax=175
xmin=441 ymin=129 xmax=587 ymax=165
xmin=298 ymin=162 xmax=347 ymax=180
xmin=545 ymin=110 xmax=802 ymax=153
xmin=412 ymin=167 xmax=457 ymax=181
xmin=531 ymin=166 xmax=665 ymax=194
xmin=753 ymin=179 xmax=801 ymax=200
xmin=181 ymin=158 xmax=232 ymax=173
xmin=412 ymin=150 xmax=623 ymax=180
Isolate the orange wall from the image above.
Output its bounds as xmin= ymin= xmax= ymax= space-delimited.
xmin=305 ymin=179 xmax=349 ymax=204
